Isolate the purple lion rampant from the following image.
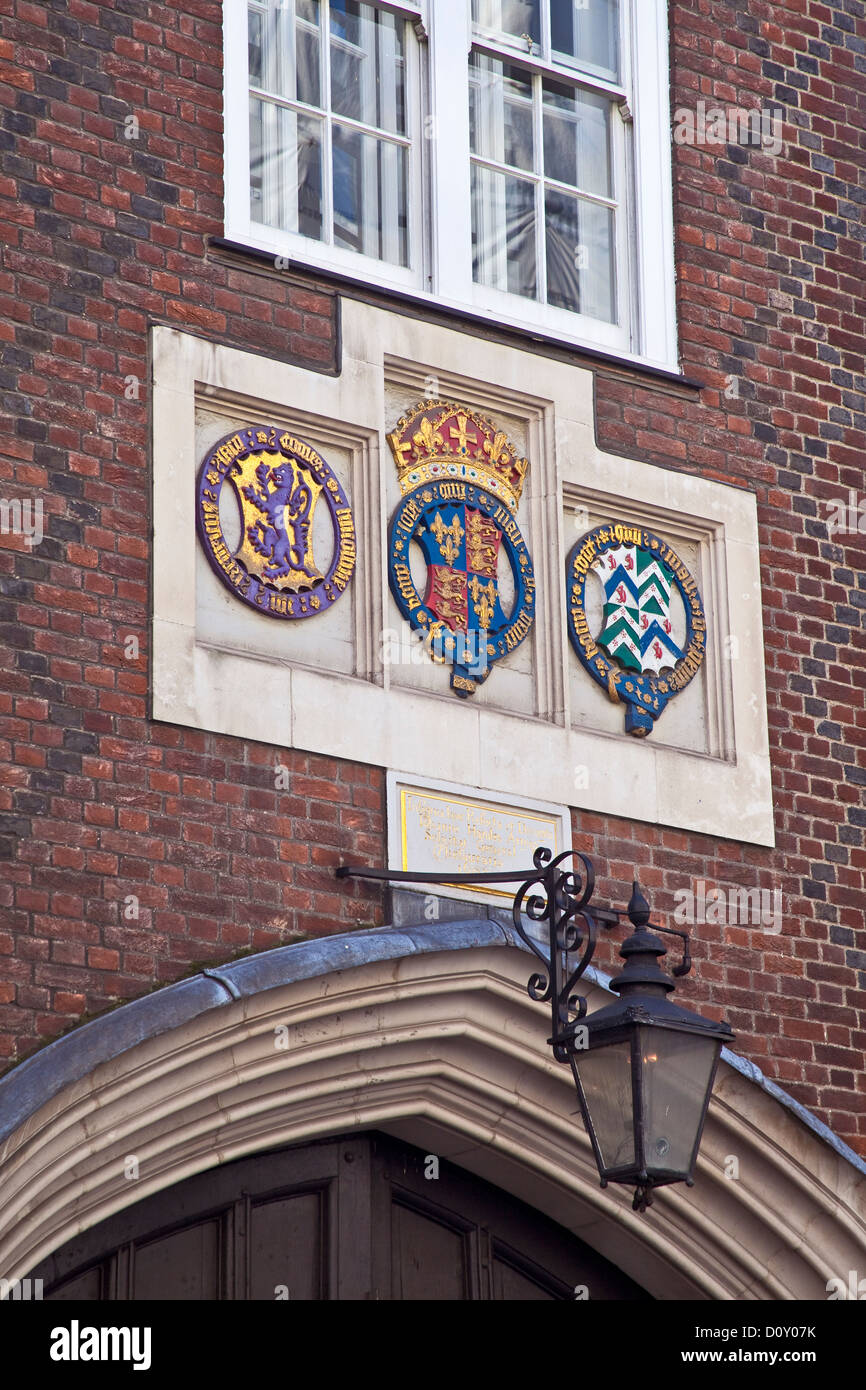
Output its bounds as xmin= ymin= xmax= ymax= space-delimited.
xmin=241 ymin=461 xmax=322 ymax=584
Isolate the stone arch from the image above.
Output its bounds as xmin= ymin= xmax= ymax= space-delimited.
xmin=0 ymin=923 xmax=863 ymax=1298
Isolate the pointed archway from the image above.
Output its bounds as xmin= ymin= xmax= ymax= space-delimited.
xmin=1 ymin=922 xmax=864 ymax=1298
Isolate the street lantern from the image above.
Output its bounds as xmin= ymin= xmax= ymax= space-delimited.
xmin=337 ymin=847 xmax=734 ymax=1212
xmin=568 ymin=882 xmax=732 ymax=1211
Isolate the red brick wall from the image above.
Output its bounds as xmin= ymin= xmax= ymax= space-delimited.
xmin=591 ymin=0 xmax=866 ymax=1152
xmin=0 ymin=1 xmax=864 ymax=1155
xmin=0 ymin=0 xmax=383 ymax=1069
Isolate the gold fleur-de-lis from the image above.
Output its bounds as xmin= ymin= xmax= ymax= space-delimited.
xmin=430 ymin=510 xmax=464 ymax=566
xmin=413 ymin=416 xmax=444 ymax=456
xmin=469 ymin=575 xmax=496 ymax=629
xmin=483 ymin=432 xmax=509 ymax=467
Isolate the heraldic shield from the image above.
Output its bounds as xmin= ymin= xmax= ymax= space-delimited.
xmin=387 ymin=401 xmax=536 ymax=698
xmin=566 ymin=523 xmax=706 ymax=737
xmin=196 ymin=425 xmax=356 ymax=620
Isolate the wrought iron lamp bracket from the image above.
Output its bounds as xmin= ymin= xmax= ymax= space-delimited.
xmin=508 ymin=845 xmax=605 ymax=1062
xmin=337 ymin=847 xmax=689 ymax=1064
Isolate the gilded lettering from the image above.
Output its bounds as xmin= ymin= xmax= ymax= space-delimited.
xmin=393 ymin=562 xmax=419 ymax=611
xmin=572 ymin=539 xmax=597 ymax=578
xmin=398 ymin=499 xmax=421 ymax=534
xmin=504 ymin=610 xmax=533 ymax=651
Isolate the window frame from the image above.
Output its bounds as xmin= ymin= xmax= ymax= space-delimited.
xmin=227 ymin=0 xmax=426 ymax=293
xmin=464 ymin=37 xmax=630 ymax=348
xmin=223 ymin=0 xmax=677 ymax=370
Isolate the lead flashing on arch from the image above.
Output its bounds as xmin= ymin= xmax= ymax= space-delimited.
xmin=0 ymin=920 xmax=863 ymax=1184
xmin=0 ymin=920 xmax=520 ymax=1149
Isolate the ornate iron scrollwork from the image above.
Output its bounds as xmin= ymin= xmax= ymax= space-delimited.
xmin=509 ymin=847 xmax=600 ymax=1063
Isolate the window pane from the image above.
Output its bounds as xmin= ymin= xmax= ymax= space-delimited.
xmin=471 ymin=163 xmax=537 ymax=300
xmin=250 ymin=97 xmax=324 ymax=241
xmin=469 ymin=54 xmax=534 ymax=173
xmin=572 ymin=1042 xmax=635 ymax=1172
xmin=551 ymin=0 xmax=619 ymax=79
xmin=253 ymin=1 xmax=322 ymax=108
xmin=294 ymin=7 xmax=322 ymax=108
xmin=638 ymin=1028 xmax=720 ymax=1178
xmin=332 ymin=124 xmax=408 ymax=266
xmin=248 ymin=8 xmax=263 ymax=87
xmin=545 ymin=188 xmax=614 ymax=321
xmin=543 ymin=81 xmax=611 ymax=198
xmin=330 ymin=2 xmax=405 ymax=135
xmin=472 ymin=0 xmax=541 ymax=47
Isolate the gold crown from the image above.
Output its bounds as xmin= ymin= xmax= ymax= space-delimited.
xmin=387 ymin=400 xmax=528 ymax=511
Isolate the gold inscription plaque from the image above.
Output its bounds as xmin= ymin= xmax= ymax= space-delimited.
xmin=399 ymin=788 xmax=562 ymax=900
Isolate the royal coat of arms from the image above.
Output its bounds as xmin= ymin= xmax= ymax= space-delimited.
xmin=196 ymin=425 xmax=355 ymax=619
xmin=566 ymin=523 xmax=706 ymax=736
xmin=386 ymin=400 xmax=535 ymax=697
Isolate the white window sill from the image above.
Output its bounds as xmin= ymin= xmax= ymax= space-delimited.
xmin=210 ymin=234 xmax=690 ymax=383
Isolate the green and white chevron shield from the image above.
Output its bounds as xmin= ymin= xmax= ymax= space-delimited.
xmin=597 ymin=544 xmax=684 ymax=675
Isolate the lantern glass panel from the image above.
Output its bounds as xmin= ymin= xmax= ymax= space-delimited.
xmin=573 ymin=1040 xmax=634 ymax=1171
xmin=638 ymin=1027 xmax=720 ymax=1176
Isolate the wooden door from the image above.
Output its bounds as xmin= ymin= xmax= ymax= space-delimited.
xmin=32 ymin=1133 xmax=648 ymax=1301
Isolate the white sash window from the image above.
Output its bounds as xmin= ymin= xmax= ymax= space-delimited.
xmin=245 ymin=1 xmax=416 ymax=270
xmin=225 ymin=1 xmax=677 ymax=368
